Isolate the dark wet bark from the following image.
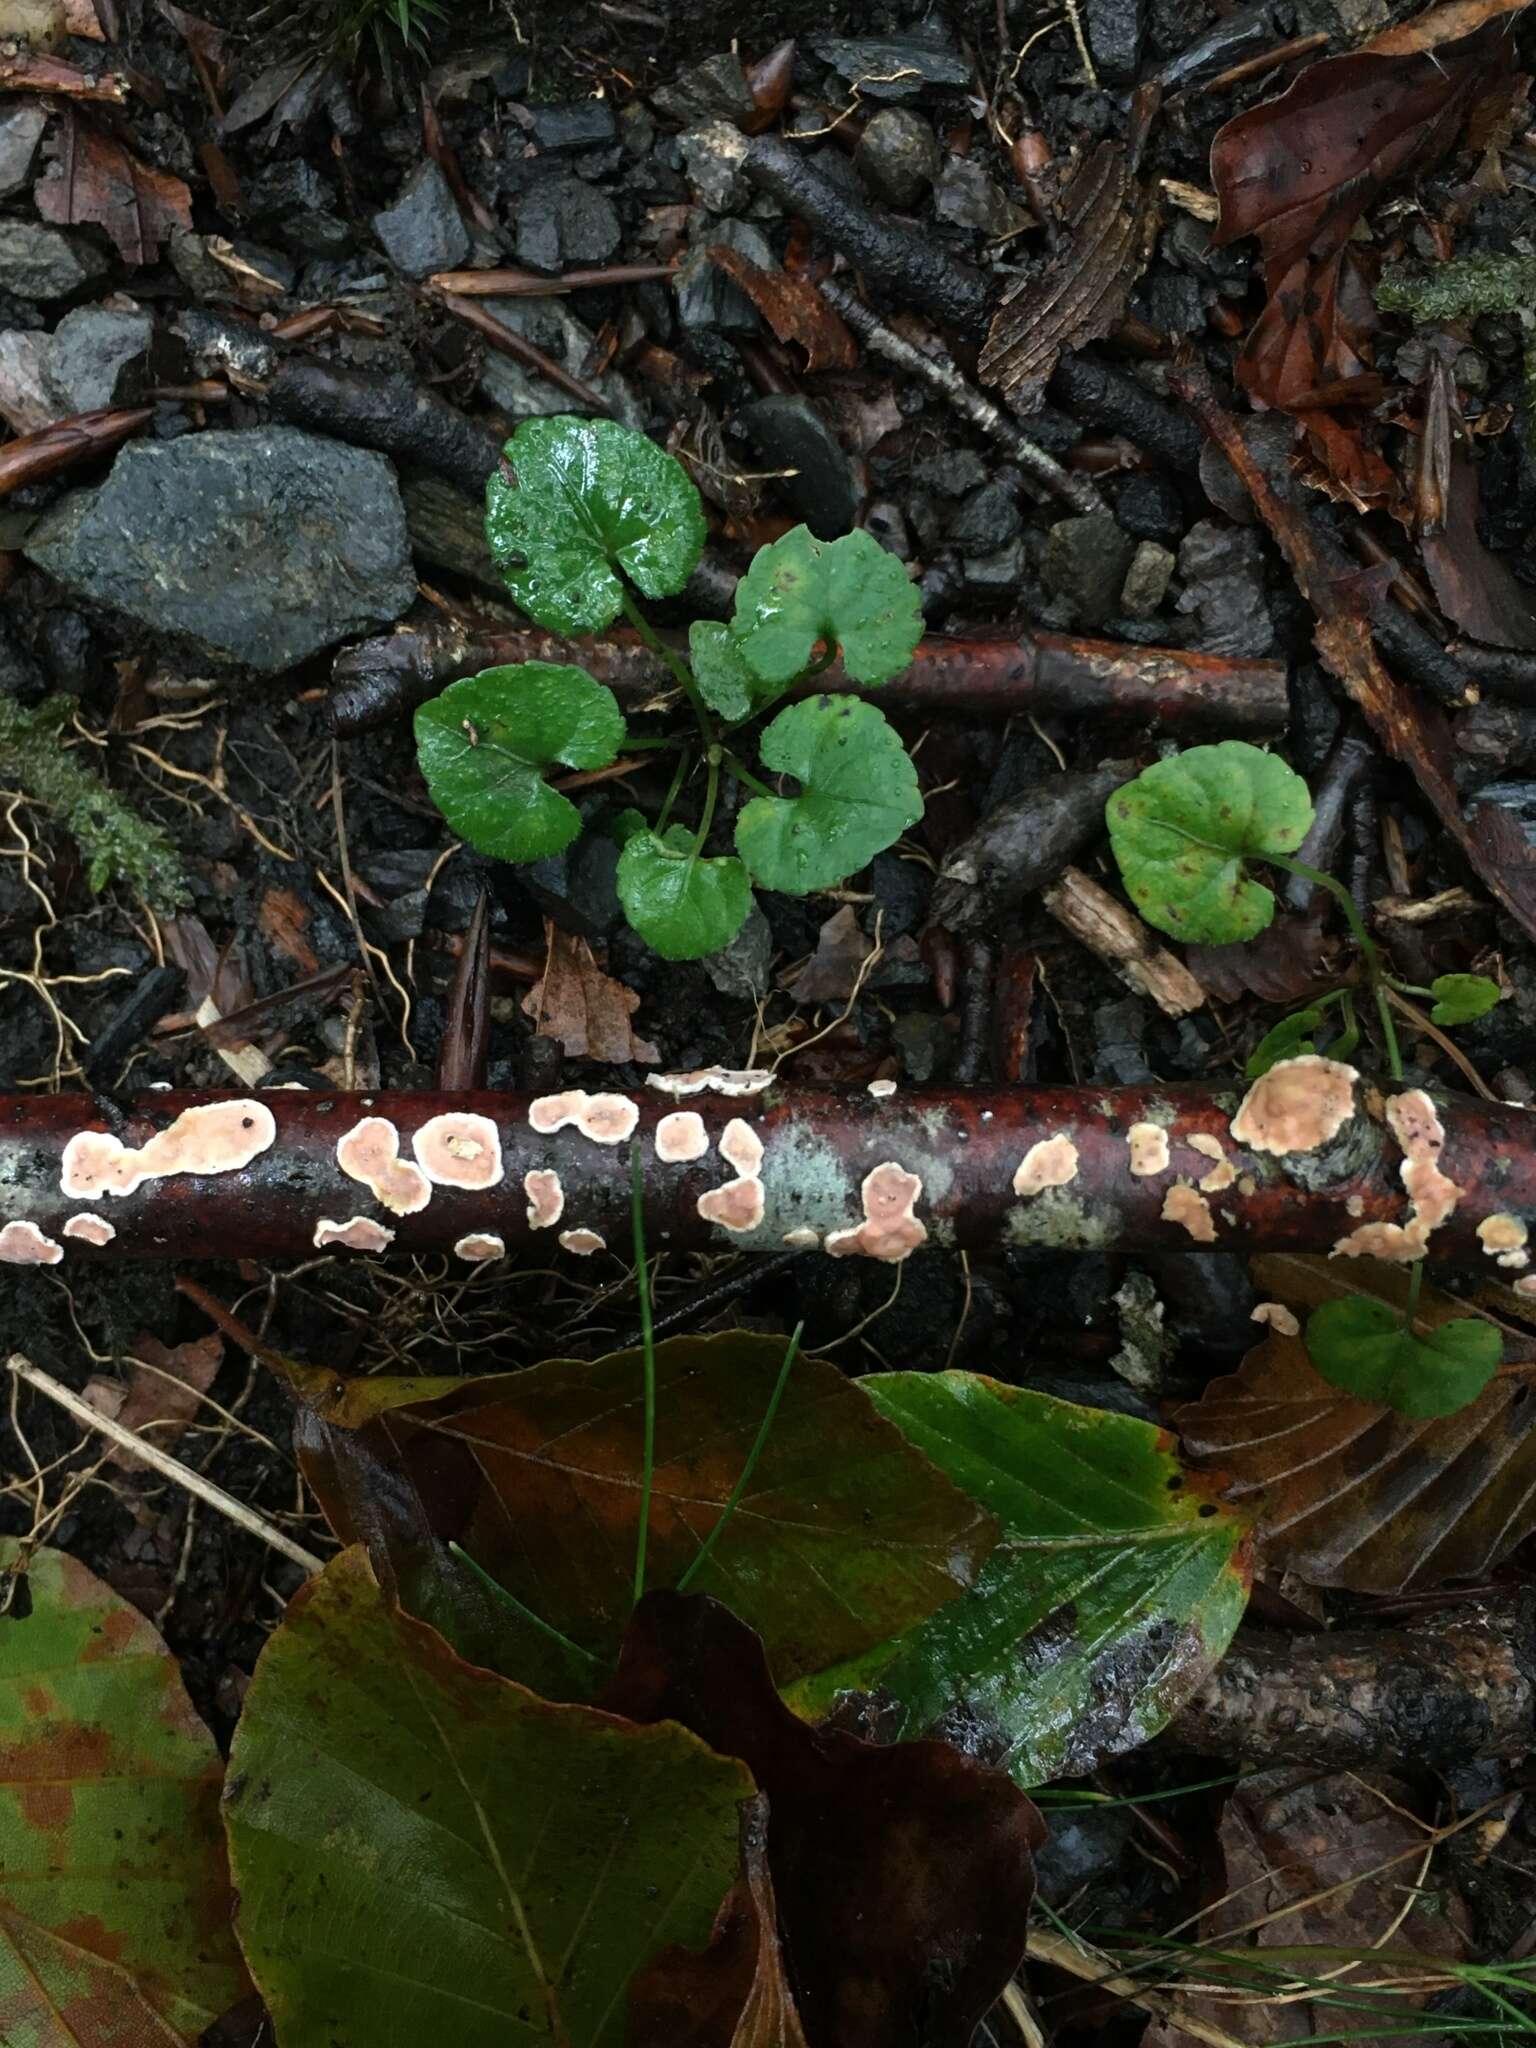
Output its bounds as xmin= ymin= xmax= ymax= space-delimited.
xmin=932 ymin=767 xmax=1132 ymax=934
xmin=266 ymin=357 xmax=502 ymax=496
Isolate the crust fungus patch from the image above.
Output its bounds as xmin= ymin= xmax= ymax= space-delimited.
xmin=524 ymin=1170 xmax=565 ymax=1230
xmin=336 ymin=1116 xmax=431 ymax=1216
xmin=1332 ymin=1088 xmax=1463 ymax=1263
xmin=867 ymin=1078 xmax=897 ymax=1099
xmin=454 ymin=1233 xmax=505 ymax=1262
xmin=1518 ymin=1274 xmax=1536 ymax=1298
xmin=558 ymin=1228 xmax=606 ymax=1256
xmin=1230 ymin=1055 xmax=1358 ymax=1157
xmin=529 ymin=1091 xmax=638 ymax=1144
xmin=1188 ymin=1131 xmax=1237 ymax=1193
xmin=646 ymin=1066 xmax=774 ymax=1098
xmin=1162 ymin=1183 xmax=1216 ymax=1243
xmin=412 ymin=1112 xmax=503 ymax=1190
xmin=783 ymin=1226 xmax=820 ymax=1249
xmin=1013 ymin=1133 xmax=1080 ymax=1199
xmin=1478 ymin=1214 xmax=1530 ymax=1269
xmin=314 ymin=1216 xmax=396 ymax=1253
xmin=826 ymin=1162 xmax=927 ymax=1262
xmin=63 ymin=1213 xmax=115 ymax=1247
xmin=0 ymin=1220 xmax=63 ymax=1265
xmin=1126 ymin=1123 xmax=1170 ymax=1177
xmin=718 ymin=1117 xmax=764 ymax=1180
xmin=60 ymin=1099 xmax=277 ymax=1201
xmin=698 ymin=1178 xmax=768 ymax=1233
xmin=654 ymin=1111 xmax=708 ymax=1163
xmin=1251 ymin=1300 xmax=1300 ymax=1337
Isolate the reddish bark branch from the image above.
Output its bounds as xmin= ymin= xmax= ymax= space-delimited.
xmin=3 ymin=1081 xmax=1533 ymax=1264
xmin=326 ymin=620 xmax=1289 ymax=737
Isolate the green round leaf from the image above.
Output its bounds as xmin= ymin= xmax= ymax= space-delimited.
xmin=485 ymin=415 xmax=706 ymax=633
xmin=226 ymin=1548 xmax=750 ymax=2048
xmin=1305 ymin=1298 xmax=1502 ymax=1419
xmin=1105 ymin=741 xmax=1314 ymax=944
xmin=689 ymin=619 xmax=763 ymax=721
xmin=1245 ymin=1006 xmax=1323 ymax=1077
xmin=735 ymin=696 xmax=923 ymax=895
xmin=731 ymin=525 xmax=923 ymax=687
xmin=1429 ymin=973 xmax=1501 ymax=1027
xmin=618 ymin=826 xmax=754 ymax=959
xmin=414 ymin=661 xmax=626 ymax=863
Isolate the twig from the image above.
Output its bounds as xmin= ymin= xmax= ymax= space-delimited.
xmin=817 ymin=277 xmax=1107 ymax=518
xmin=430 ymin=262 xmax=678 ymax=296
xmin=1025 ymin=1928 xmax=1249 ymax=2048
xmin=5 ymin=1353 xmax=323 ymax=1574
xmin=441 ymin=292 xmax=615 ymax=416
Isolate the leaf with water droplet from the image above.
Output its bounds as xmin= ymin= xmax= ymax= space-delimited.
xmin=735 ymin=696 xmax=923 ymax=894
xmin=730 ymin=525 xmax=923 ymax=688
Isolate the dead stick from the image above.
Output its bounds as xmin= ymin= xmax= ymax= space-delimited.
xmin=4 ymin=1080 xmax=1533 ymax=1263
xmin=326 ymin=620 xmax=1289 ymax=737
xmin=429 ymin=262 xmax=679 ymax=296
xmin=441 ymin=293 xmax=615 ymax=416
xmin=0 ymin=406 xmax=154 ymax=498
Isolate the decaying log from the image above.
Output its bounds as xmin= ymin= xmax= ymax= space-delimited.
xmin=3 ymin=1078 xmax=1534 ymax=1265
xmin=1169 ymin=1591 xmax=1536 ymax=1768
xmin=327 ymin=618 xmax=1289 ymax=737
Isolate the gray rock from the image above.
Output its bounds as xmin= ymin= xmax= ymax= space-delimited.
xmin=1033 ymin=1805 xmax=1135 ymax=1905
xmin=1175 ymin=518 xmax=1275 ymax=656
xmin=679 ymin=121 xmax=750 ymax=213
xmin=531 ymin=100 xmax=618 ymax=152
xmin=812 ymin=33 xmax=969 ymax=100
xmin=0 ymin=223 xmax=108 ymax=301
xmin=854 ymin=108 xmax=941 ymax=208
xmin=913 ymin=447 xmax=987 ymax=497
xmin=893 ymin=1011 xmax=950 ymax=1084
xmin=735 ymin=395 xmax=857 ymax=539
xmin=0 ymin=102 xmax=48 ymax=201
xmin=1119 ymin=540 xmax=1175 ymax=619
xmin=1042 ymin=512 xmax=1136 ymax=627
xmin=514 ymin=174 xmax=621 ymax=270
xmin=0 ymin=329 xmax=55 ymax=432
xmin=373 ymin=160 xmax=469 ymax=280
xmin=476 ymin=294 xmax=643 ymax=427
xmin=1082 ymin=0 xmax=1146 ymax=86
xmin=933 ymin=156 xmax=1022 ymax=237
xmin=25 ymin=428 xmax=415 ymax=674
xmin=1111 ymin=470 xmax=1184 ymax=544
xmin=962 ymin=540 xmax=1026 ymax=597
xmin=703 ymin=901 xmax=773 ymax=999
xmin=652 ymin=52 xmax=758 ymax=126
xmin=675 ymin=215 xmax=774 ymax=333
xmin=43 ymin=306 xmax=152 ymax=414
xmin=947 ymin=481 xmax=1021 ymax=554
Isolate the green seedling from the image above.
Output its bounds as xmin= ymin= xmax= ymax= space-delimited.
xmin=1107 ymin=740 xmax=1504 ymax=1419
xmin=414 ymin=416 xmax=925 ymax=961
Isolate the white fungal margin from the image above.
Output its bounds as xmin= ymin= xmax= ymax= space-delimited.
xmin=0 ymin=1220 xmax=63 ymax=1265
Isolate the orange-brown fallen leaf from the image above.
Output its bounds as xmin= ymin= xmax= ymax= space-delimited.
xmin=522 ymin=923 xmax=659 ymax=1064
xmin=0 ymin=48 xmax=127 ymax=96
xmin=36 ymin=109 xmax=193 ymax=265
xmin=258 ymin=888 xmax=321 ymax=975
xmin=705 ymin=245 xmax=857 ymax=372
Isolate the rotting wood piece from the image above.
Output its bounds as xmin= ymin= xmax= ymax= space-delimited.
xmin=5 ymin=1078 xmax=1535 ymax=1264
xmin=327 ymin=619 xmax=1289 ymax=737
xmin=1169 ymin=1590 xmax=1536 ymax=1768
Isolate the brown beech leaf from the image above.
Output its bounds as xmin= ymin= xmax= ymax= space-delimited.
xmin=980 ymin=103 xmax=1159 ymax=409
xmin=1422 ymin=447 xmax=1536 ymax=650
xmin=609 ymin=1592 xmax=1044 ymax=2048
xmin=630 ymin=1796 xmax=810 ymax=2048
xmin=93 ymin=1330 xmax=223 ymax=1469
xmin=1185 ymin=906 xmax=1335 ymax=1004
xmin=706 ymin=247 xmax=856 ymax=372
xmin=778 ymin=904 xmax=872 ymax=1005
xmin=1175 ymin=1256 xmax=1536 ymax=1593
xmin=36 ymin=110 xmax=193 ymax=266
xmin=522 ymin=923 xmax=659 ymax=1064
xmin=1211 ymin=13 xmax=1514 ymax=415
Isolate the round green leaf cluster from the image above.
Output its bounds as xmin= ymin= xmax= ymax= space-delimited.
xmin=729 ymin=524 xmax=924 ymax=690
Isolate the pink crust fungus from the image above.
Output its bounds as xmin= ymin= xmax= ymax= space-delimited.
xmin=1332 ymin=1088 xmax=1462 ymax=1262
xmin=1478 ymin=1214 xmax=1529 ymax=1270
xmin=454 ymin=1233 xmax=505 ymax=1263
xmin=654 ymin=1111 xmax=709 ymax=1163
xmin=1251 ymin=1300 xmax=1300 ymax=1337
xmin=1013 ymin=1133 xmax=1079 ymax=1198
xmin=783 ymin=1226 xmax=820 ymax=1249
xmin=60 ymin=1099 xmax=277 ymax=1201
xmin=1518 ymin=1275 xmax=1536 ymax=1298
xmin=867 ymin=1078 xmax=897 ymax=1098
xmin=646 ymin=1066 xmax=773 ymax=1098
xmin=528 ymin=1091 xmax=639 ymax=1144
xmin=412 ymin=1112 xmax=503 ymax=1190
xmin=1188 ymin=1132 xmax=1236 ymax=1193
xmin=63 ymin=1213 xmax=115 ymax=1247
xmin=314 ymin=1216 xmax=396 ymax=1253
xmin=558 ymin=1228 xmax=606 ymax=1256
xmin=696 ymin=1116 xmax=768 ymax=1234
xmin=718 ymin=1117 xmax=764 ymax=1179
xmin=335 ymin=1116 xmax=431 ymax=1216
xmin=1229 ymin=1054 xmax=1358 ymax=1157
xmin=0 ymin=1220 xmax=63 ymax=1265
xmin=1126 ymin=1123 xmax=1170 ymax=1177
xmin=524 ymin=1170 xmax=565 ymax=1230
xmin=826 ymin=1162 xmax=927 ymax=1262
xmin=1162 ymin=1184 xmax=1216 ymax=1243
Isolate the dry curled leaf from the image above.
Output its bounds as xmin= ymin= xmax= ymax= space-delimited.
xmin=706 ymin=247 xmax=857 ymax=372
xmin=1422 ymin=447 xmax=1536 ymax=650
xmin=522 ymin=922 xmax=659 ymax=1064
xmin=35 ymin=109 xmax=193 ymax=265
xmin=1185 ymin=906 xmax=1334 ymax=1004
xmin=91 ymin=1330 xmax=223 ymax=1469
xmin=779 ymin=904 xmax=872 ymax=1005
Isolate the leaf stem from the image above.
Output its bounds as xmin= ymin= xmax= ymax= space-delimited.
xmin=691 ymin=748 xmax=721 ymax=858
xmin=618 ymin=587 xmax=715 ymax=749
xmin=721 ymin=750 xmax=775 ymax=801
xmin=1404 ymin=1260 xmax=1424 ymax=1331
xmin=630 ymin=1140 xmax=657 ymax=1608
xmin=676 ymin=1322 xmax=803 ymax=1594
xmin=654 ymin=748 xmax=693 ymax=837
xmin=448 ymin=1543 xmax=602 ymax=1675
xmin=1268 ymin=855 xmax=1404 ymax=1081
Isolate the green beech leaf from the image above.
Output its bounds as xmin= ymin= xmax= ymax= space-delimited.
xmin=789 ymin=1373 xmax=1252 ymax=1788
xmin=730 ymin=525 xmax=923 ymax=687
xmin=1429 ymin=973 xmax=1501 ymax=1026
xmin=414 ymin=661 xmax=625 ymax=862
xmin=1106 ymin=740 xmax=1314 ymax=944
xmin=735 ymin=696 xmax=923 ymax=894
xmin=689 ymin=619 xmax=765 ymax=721
xmin=225 ymin=1548 xmax=750 ymax=2048
xmin=0 ymin=1541 xmax=248 ymax=2044
xmin=485 ymin=415 xmax=706 ymax=634
xmin=618 ymin=826 xmax=753 ymax=959
xmin=1304 ymin=1298 xmax=1502 ymax=1419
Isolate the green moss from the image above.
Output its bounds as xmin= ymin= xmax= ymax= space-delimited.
xmin=0 ymin=695 xmax=188 ymax=909
xmin=1376 ymin=254 xmax=1536 ymax=321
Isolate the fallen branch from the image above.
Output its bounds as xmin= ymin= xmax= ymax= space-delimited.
xmin=326 ymin=618 xmax=1289 ymax=737
xmin=3 ymin=1079 xmax=1532 ymax=1263
xmin=0 ymin=406 xmax=154 ymax=498
xmin=1169 ymin=1591 xmax=1536 ymax=1767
